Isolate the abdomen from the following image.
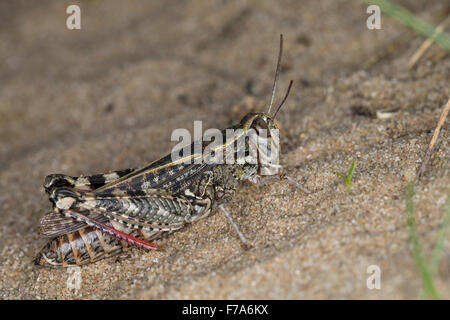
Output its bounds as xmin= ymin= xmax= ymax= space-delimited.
xmin=34 ymin=226 xmax=128 ymax=267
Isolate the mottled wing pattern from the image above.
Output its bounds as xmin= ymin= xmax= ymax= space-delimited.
xmin=94 ymin=142 xmax=212 ymax=195
xmin=39 ymin=210 xmax=110 ymax=237
xmin=44 ymin=168 xmax=136 ymax=193
xmin=41 ymin=168 xmax=137 ymax=237
xmin=74 ymin=169 xmax=136 ymax=190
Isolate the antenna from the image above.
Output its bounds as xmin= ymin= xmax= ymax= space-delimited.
xmin=273 ymin=80 xmax=293 ymax=119
xmin=267 ymin=34 xmax=283 ymax=115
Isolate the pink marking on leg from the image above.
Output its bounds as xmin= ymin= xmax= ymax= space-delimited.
xmin=66 ymin=209 xmax=157 ymax=251
xmin=95 ymin=220 xmax=157 ymax=251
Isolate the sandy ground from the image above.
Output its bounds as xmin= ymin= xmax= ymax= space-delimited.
xmin=0 ymin=0 xmax=449 ymax=299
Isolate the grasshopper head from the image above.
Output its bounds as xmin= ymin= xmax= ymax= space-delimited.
xmin=236 ymin=76 xmax=293 ymax=179
xmin=239 ymin=112 xmax=281 ymax=178
xmin=236 ymin=34 xmax=293 ymax=179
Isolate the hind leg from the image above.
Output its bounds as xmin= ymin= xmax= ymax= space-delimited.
xmin=44 ymin=168 xmax=136 ymax=194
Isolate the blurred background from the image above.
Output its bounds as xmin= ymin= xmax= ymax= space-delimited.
xmin=0 ymin=0 xmax=449 ymax=299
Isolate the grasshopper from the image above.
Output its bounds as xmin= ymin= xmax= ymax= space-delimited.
xmin=34 ymin=35 xmax=304 ymax=267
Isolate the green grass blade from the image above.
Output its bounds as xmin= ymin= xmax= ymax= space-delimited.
xmin=430 ymin=197 xmax=450 ymax=275
xmin=347 ymin=160 xmax=356 ymax=186
xmin=336 ymin=160 xmax=356 ymax=193
xmin=366 ymin=0 xmax=450 ymax=52
xmin=336 ymin=172 xmax=346 ymax=179
xmin=419 ymin=196 xmax=450 ymax=299
xmin=405 ymin=183 xmax=441 ymax=299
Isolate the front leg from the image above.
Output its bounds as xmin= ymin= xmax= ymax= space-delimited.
xmin=246 ymin=169 xmax=311 ymax=194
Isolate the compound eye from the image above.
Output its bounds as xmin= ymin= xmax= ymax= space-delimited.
xmin=252 ymin=117 xmax=274 ymax=140
xmin=252 ymin=117 xmax=268 ymax=131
